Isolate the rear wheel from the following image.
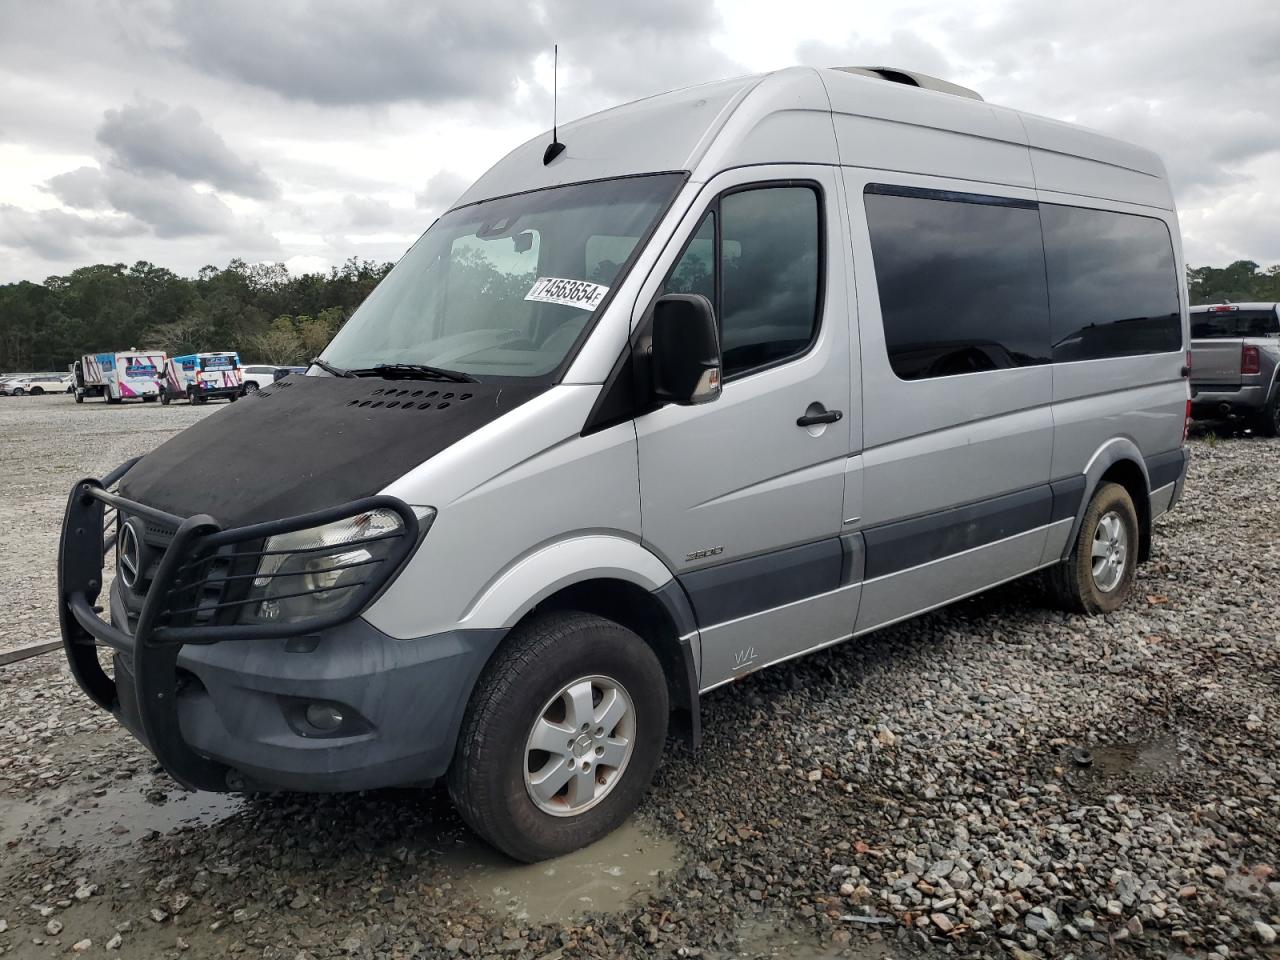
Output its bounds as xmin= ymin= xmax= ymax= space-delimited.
xmin=243 ymin=381 xmax=260 ymax=393
xmin=160 ymin=390 xmax=170 ymax=406
xmin=1254 ymin=389 xmax=1280 ymax=438
xmin=106 ymin=394 xmax=120 ymax=404
xmin=74 ymin=391 xmax=84 ymax=404
xmin=1045 ymin=481 xmax=1139 ymax=615
xmin=30 ymin=386 xmax=44 ymax=396
xmin=448 ymin=611 xmax=668 ymax=863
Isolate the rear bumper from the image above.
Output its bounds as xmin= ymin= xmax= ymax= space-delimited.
xmin=1190 ymin=383 xmax=1267 ymax=416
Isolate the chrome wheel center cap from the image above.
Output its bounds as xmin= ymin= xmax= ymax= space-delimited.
xmin=572 ymin=734 xmax=594 ymax=759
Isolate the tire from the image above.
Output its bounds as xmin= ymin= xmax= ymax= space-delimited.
xmin=74 ymin=391 xmax=83 ymax=404
xmin=244 ymin=381 xmax=259 ymax=393
xmin=1045 ymin=481 xmax=1140 ymax=615
xmin=228 ymin=393 xmax=237 ymax=402
xmin=160 ymin=390 xmax=170 ymax=406
xmin=448 ymin=611 xmax=669 ymax=863
xmin=11 ymin=388 xmax=23 ymax=397
xmin=30 ymin=387 xmax=44 ymax=396
xmin=106 ymin=395 xmax=120 ymax=404
xmin=1253 ymin=389 xmax=1280 ymax=438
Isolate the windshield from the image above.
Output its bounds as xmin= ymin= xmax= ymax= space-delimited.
xmin=1191 ymin=308 xmax=1280 ymax=339
xmin=322 ymin=174 xmax=684 ymax=380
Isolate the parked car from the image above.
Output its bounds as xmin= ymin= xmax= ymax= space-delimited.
xmin=240 ymin=364 xmax=306 ymax=391
xmin=1189 ymin=303 xmax=1280 ymax=435
xmin=58 ymin=65 xmax=1190 ymax=863
xmin=1 ymin=373 xmax=71 ymax=396
xmin=240 ymin=364 xmax=282 ymax=392
xmin=72 ymin=352 xmax=166 ymax=403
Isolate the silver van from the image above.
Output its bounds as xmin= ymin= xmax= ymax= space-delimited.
xmin=58 ymin=66 xmax=1191 ymax=862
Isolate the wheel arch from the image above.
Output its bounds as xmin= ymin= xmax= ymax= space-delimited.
xmin=528 ymin=577 xmax=701 ymax=748
xmin=1069 ymin=439 xmax=1153 ymax=563
xmin=456 ymin=534 xmax=702 ymax=749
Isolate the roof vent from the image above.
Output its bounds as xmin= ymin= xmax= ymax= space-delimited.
xmin=831 ymin=66 xmax=983 ymax=102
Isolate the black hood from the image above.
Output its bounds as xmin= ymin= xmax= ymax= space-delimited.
xmin=120 ymin=376 xmax=547 ymax=527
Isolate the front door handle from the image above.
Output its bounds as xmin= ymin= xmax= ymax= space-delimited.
xmin=796 ymin=404 xmax=843 ymax=427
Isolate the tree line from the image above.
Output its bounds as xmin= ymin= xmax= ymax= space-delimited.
xmin=1 ymin=256 xmax=1276 ymax=374
xmin=0 ymin=257 xmax=392 ymax=373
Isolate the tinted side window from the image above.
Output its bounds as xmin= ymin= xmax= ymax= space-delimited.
xmin=661 ymin=187 xmax=821 ymax=379
xmin=1043 ymin=205 xmax=1182 ymax=361
xmin=864 ymin=186 xmax=1050 ymax=380
xmin=719 ymin=187 xmax=820 ymax=376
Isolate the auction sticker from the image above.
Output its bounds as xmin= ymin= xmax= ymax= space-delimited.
xmin=524 ymin=276 xmax=609 ymax=311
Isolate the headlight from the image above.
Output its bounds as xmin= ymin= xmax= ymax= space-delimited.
xmin=240 ymin=505 xmax=434 ymax=625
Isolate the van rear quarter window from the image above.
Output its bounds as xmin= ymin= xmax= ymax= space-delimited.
xmin=863 ymin=185 xmax=1050 ymax=380
xmin=1043 ymin=205 xmax=1182 ymax=361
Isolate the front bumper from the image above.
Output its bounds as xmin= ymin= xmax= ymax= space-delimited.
xmin=55 ymin=465 xmax=491 ymax=793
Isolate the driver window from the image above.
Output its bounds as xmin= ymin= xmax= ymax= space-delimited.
xmin=660 ymin=185 xmax=821 ymax=379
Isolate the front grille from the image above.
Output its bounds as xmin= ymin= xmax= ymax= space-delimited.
xmin=115 ymin=512 xmax=250 ymax=629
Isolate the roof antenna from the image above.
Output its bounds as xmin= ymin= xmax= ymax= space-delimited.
xmin=543 ymin=44 xmax=566 ymax=165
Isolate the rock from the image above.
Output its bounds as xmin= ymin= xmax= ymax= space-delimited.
xmin=72 ymin=940 xmax=92 ymax=952
xmin=930 ymin=912 xmax=954 ymax=933
xmin=106 ymin=933 xmax=123 ymax=950
xmin=1205 ymin=865 xmax=1227 ymax=879
xmin=46 ymin=919 xmax=64 ymax=936
xmin=1254 ymin=922 xmax=1277 ymax=945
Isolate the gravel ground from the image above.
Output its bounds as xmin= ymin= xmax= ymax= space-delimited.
xmin=1 ymin=395 xmax=1278 ymax=960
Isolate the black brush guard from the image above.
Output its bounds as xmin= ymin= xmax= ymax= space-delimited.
xmin=57 ymin=459 xmax=420 ymax=791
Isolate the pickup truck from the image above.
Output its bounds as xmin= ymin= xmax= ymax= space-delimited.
xmin=1189 ymin=303 xmax=1280 ymax=436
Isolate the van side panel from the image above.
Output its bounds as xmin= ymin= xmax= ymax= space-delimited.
xmin=841 ymin=163 xmax=1055 ymax=634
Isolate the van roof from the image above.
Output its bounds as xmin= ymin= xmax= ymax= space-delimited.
xmin=454 ymin=66 xmax=1172 ymax=212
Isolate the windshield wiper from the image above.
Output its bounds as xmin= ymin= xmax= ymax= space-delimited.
xmin=348 ymin=363 xmax=478 ymax=384
xmin=310 ymin=357 xmax=355 ymax=378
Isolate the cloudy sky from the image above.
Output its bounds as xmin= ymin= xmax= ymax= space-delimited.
xmin=1 ymin=0 xmax=1277 ymax=283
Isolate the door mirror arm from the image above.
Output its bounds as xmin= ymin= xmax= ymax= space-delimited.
xmin=649 ymin=294 xmax=723 ymax=406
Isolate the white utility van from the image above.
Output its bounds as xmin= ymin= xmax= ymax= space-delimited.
xmin=72 ymin=351 xmax=166 ymax=403
xmin=59 ymin=66 xmax=1190 ymax=862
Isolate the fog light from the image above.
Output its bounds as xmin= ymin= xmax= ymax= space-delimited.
xmin=304 ymin=703 xmax=344 ymax=732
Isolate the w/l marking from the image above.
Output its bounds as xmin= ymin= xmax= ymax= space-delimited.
xmin=734 ymin=646 xmax=758 ymax=670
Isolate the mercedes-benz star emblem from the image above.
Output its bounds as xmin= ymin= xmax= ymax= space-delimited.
xmin=118 ymin=520 xmax=142 ymax=590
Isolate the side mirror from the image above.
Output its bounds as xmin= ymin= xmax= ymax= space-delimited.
xmin=651 ymin=293 xmax=723 ymax=405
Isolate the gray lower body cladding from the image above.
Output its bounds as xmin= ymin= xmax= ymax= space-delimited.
xmin=109 ymin=584 xmax=503 ymax=792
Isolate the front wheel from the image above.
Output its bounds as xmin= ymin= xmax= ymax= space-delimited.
xmin=448 ymin=611 xmax=669 ymax=862
xmin=11 ymin=388 xmax=23 ymax=396
xmin=1045 ymin=481 xmax=1139 ymax=615
xmin=160 ymin=390 xmax=170 ymax=405
xmin=74 ymin=391 xmax=83 ymax=404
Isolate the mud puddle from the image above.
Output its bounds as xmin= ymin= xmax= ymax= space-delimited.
xmin=439 ymin=817 xmax=680 ymax=921
xmin=1062 ymin=732 xmax=1190 ymax=796
xmin=3 ymin=780 xmax=245 ymax=853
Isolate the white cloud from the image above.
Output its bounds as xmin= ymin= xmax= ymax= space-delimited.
xmin=0 ymin=0 xmax=1275 ymax=280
